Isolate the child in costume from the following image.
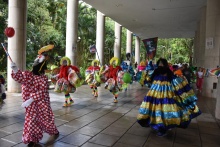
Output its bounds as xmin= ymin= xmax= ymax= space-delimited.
xmin=85 ymin=60 xmax=101 ymax=97
xmin=53 ymin=56 xmax=82 ymax=107
xmin=11 ymin=45 xmax=59 ymax=147
xmin=137 ymin=58 xmax=201 ymax=136
xmin=103 ymin=57 xmax=122 ymax=103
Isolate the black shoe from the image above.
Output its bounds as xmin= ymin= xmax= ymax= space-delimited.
xmin=27 ymin=142 xmax=36 ymax=147
xmin=55 ymin=131 xmax=59 ymax=136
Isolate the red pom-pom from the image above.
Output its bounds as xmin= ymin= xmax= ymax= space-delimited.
xmin=4 ymin=27 xmax=15 ymax=38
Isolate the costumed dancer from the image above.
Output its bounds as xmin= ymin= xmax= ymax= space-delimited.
xmin=0 ymin=74 xmax=6 ymax=102
xmin=103 ymin=57 xmax=122 ymax=103
xmin=53 ymin=56 xmax=82 ymax=107
xmin=120 ymin=61 xmax=135 ymax=91
xmin=136 ymin=61 xmax=146 ymax=86
xmin=11 ymin=45 xmax=59 ymax=147
xmin=139 ymin=60 xmax=155 ymax=87
xmin=85 ymin=59 xmax=101 ymax=97
xmin=137 ymin=58 xmax=201 ymax=136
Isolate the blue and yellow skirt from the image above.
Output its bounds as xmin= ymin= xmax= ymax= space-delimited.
xmin=137 ymin=75 xmax=201 ymax=132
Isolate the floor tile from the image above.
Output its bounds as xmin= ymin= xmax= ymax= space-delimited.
xmin=89 ymin=133 xmax=120 ymax=146
xmin=60 ymin=132 xmax=91 ymax=146
xmin=76 ymin=126 xmax=103 ymax=136
xmin=118 ymin=133 xmax=147 ymax=147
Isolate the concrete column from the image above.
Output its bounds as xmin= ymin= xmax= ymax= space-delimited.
xmin=126 ymin=30 xmax=132 ymax=54
xmin=193 ymin=30 xmax=199 ymax=65
xmin=7 ymin=0 xmax=27 ymax=92
xmin=66 ymin=0 xmax=78 ymax=65
xmin=96 ymin=11 xmax=105 ymax=65
xmin=204 ymin=0 xmax=220 ymax=119
xmin=114 ymin=22 xmax=122 ymax=60
xmin=135 ymin=36 xmax=140 ymax=65
xmin=198 ymin=7 xmax=206 ymax=68
xmin=203 ymin=0 xmax=220 ymax=100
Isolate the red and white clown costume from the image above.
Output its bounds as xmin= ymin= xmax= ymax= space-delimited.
xmin=53 ymin=56 xmax=81 ymax=107
xmin=11 ymin=45 xmax=59 ymax=147
xmin=103 ymin=57 xmax=122 ymax=103
xmin=85 ymin=60 xmax=101 ymax=97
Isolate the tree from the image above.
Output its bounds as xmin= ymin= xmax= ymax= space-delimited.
xmin=0 ymin=0 xmax=8 ymax=72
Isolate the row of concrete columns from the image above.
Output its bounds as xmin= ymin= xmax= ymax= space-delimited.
xmin=95 ymin=11 xmax=140 ymax=66
xmin=7 ymin=0 xmax=141 ymax=92
xmin=193 ymin=0 xmax=220 ymax=119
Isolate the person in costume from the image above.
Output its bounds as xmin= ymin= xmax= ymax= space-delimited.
xmin=135 ymin=61 xmax=146 ymax=86
xmin=120 ymin=61 xmax=135 ymax=91
xmin=0 ymin=74 xmax=6 ymax=102
xmin=85 ymin=59 xmax=101 ymax=97
xmin=10 ymin=45 xmax=59 ymax=147
xmin=138 ymin=60 xmax=155 ymax=88
xmin=196 ymin=67 xmax=204 ymax=93
xmin=137 ymin=58 xmax=201 ymax=136
xmin=103 ymin=57 xmax=122 ymax=103
xmin=53 ymin=56 xmax=82 ymax=107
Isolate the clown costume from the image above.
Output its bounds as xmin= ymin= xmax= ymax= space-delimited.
xmin=103 ymin=57 xmax=122 ymax=103
xmin=53 ymin=57 xmax=82 ymax=107
xmin=85 ymin=60 xmax=101 ymax=97
xmin=11 ymin=45 xmax=59 ymax=147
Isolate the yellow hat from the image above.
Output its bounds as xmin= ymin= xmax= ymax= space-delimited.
xmin=38 ymin=44 xmax=54 ymax=55
xmin=110 ymin=57 xmax=119 ymax=66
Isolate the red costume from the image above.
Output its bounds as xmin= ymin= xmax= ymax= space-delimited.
xmin=85 ymin=60 xmax=101 ymax=97
xmin=104 ymin=57 xmax=122 ymax=103
xmin=54 ymin=57 xmax=81 ymax=107
xmin=11 ymin=44 xmax=59 ymax=146
xmin=12 ymin=71 xmax=59 ymax=144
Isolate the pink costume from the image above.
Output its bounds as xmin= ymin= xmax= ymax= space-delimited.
xmin=11 ymin=70 xmax=59 ymax=144
xmin=196 ymin=71 xmax=204 ymax=91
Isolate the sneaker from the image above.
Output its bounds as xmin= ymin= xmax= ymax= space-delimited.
xmin=94 ymin=92 xmax=98 ymax=97
xmin=63 ymin=103 xmax=68 ymax=107
xmin=114 ymin=99 xmax=118 ymax=103
xmin=69 ymin=99 xmax=74 ymax=104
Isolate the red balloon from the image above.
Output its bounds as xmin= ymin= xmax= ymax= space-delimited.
xmin=4 ymin=27 xmax=15 ymax=37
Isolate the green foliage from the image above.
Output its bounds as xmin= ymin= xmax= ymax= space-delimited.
xmin=0 ymin=0 xmax=8 ymax=71
xmin=155 ymin=38 xmax=193 ymax=64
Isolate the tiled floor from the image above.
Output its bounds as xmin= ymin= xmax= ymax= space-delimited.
xmin=0 ymin=82 xmax=220 ymax=147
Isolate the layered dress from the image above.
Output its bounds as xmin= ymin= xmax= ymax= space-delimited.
xmin=85 ymin=65 xmax=101 ymax=97
xmin=137 ymin=73 xmax=201 ymax=133
xmin=12 ymin=70 xmax=58 ymax=144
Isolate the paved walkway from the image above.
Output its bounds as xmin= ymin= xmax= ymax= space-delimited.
xmin=0 ymin=83 xmax=220 ymax=147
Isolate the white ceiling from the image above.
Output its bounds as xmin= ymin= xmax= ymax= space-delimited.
xmin=82 ymin=0 xmax=207 ymax=39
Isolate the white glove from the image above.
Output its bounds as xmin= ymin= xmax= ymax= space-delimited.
xmin=11 ymin=62 xmax=18 ymax=73
xmin=51 ymin=75 xmax=57 ymax=79
xmin=21 ymin=98 xmax=34 ymax=108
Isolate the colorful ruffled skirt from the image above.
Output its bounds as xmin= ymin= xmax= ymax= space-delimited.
xmin=137 ymin=75 xmax=201 ymax=133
